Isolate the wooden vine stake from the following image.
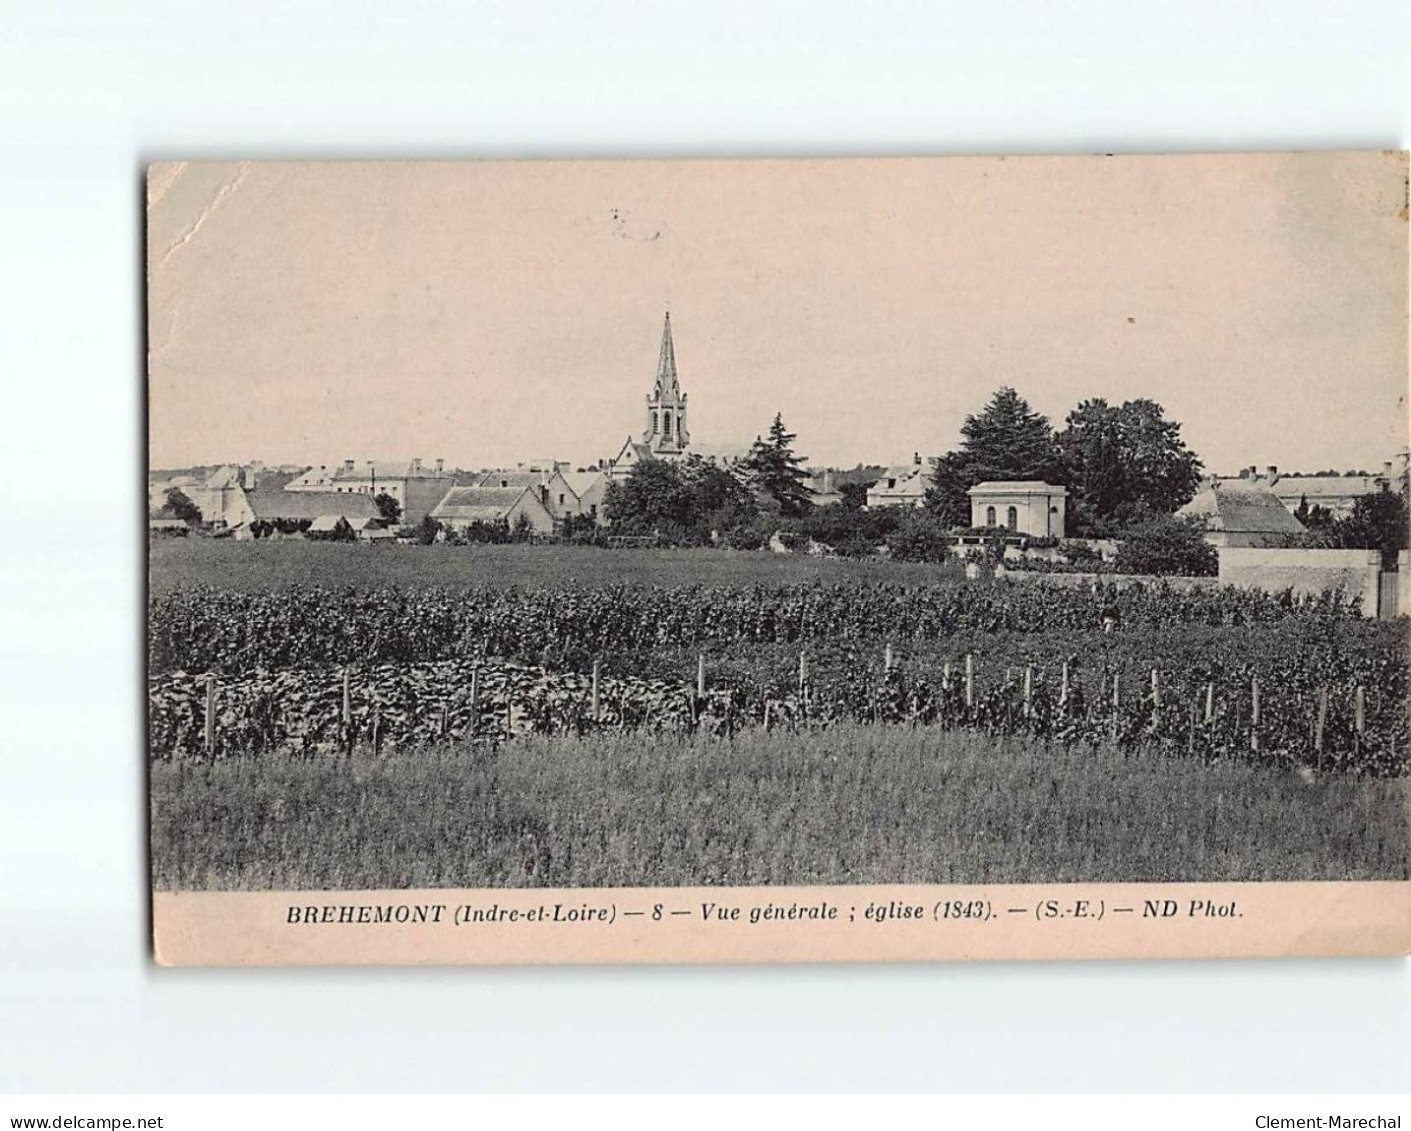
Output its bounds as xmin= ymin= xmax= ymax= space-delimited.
xmin=340 ymin=668 xmax=352 ymax=757
xmin=964 ymin=653 xmax=974 ymax=710
xmin=798 ymin=651 xmax=808 ymax=695
xmin=1022 ymin=666 xmax=1033 ymax=718
xmin=884 ymin=642 xmax=894 ymax=675
xmin=1314 ymin=685 xmax=1328 ymax=765
xmin=1355 ymin=684 xmax=1366 ymax=760
xmin=205 ymin=674 xmax=218 ymax=757
xmin=1059 ymin=660 xmax=1070 ymax=712
xmin=1250 ymin=676 xmax=1261 ymax=755
xmin=591 ymin=659 xmax=601 ymax=722
xmin=696 ymin=654 xmax=706 ymax=699
xmin=1204 ymin=682 xmax=1214 ymax=726
xmin=1110 ymin=672 xmax=1121 ymax=741
xmin=1148 ymin=668 xmax=1161 ymax=733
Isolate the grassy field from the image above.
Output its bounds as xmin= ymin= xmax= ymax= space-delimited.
xmin=150 ymin=724 xmax=1410 ymax=890
xmin=148 ymin=536 xmax=965 ymax=595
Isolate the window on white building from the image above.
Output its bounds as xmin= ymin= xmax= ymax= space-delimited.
xmin=985 ymin=506 xmax=995 ymax=526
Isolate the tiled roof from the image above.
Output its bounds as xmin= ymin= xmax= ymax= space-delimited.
xmin=247 ymin=489 xmax=380 ymax=521
xmin=475 ymin=470 xmax=546 ymax=490
xmin=1178 ymin=482 xmax=1306 ymax=534
xmin=331 ymin=460 xmax=448 ymax=481
xmin=1267 ymin=476 xmax=1387 ymax=500
xmin=431 ymin=486 xmax=528 ymax=521
xmin=560 ymin=471 xmax=605 ymax=498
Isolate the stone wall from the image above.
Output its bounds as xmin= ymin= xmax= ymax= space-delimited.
xmin=1217 ymin=547 xmax=1381 ymax=616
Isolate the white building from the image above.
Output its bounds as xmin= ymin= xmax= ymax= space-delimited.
xmin=288 ymin=458 xmax=453 ymax=524
xmin=968 ymin=481 xmax=1067 ymax=538
xmin=866 ymin=457 xmax=930 ymax=508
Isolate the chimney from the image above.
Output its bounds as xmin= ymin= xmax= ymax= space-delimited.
xmin=435 ymin=458 xmax=444 ymax=475
xmin=913 ymin=451 xmax=921 ymax=465
xmin=342 ymin=459 xmax=354 ymax=474
xmin=1266 ymin=465 xmax=1278 ymax=479
xmin=1238 ymin=467 xmax=1250 ymax=479
xmin=411 ymin=457 xmax=422 ymax=475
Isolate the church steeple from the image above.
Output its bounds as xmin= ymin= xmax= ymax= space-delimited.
xmin=654 ymin=312 xmax=679 ymax=396
xmin=643 ymin=311 xmax=689 ymax=456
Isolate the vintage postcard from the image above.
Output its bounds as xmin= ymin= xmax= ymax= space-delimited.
xmin=146 ymin=153 xmax=1410 ymax=965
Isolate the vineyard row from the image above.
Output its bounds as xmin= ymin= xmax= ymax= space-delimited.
xmin=148 ymin=651 xmax=1409 ymax=776
xmin=148 ymin=580 xmax=1366 ymax=675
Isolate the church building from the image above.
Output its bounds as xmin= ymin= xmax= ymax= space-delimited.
xmin=611 ymin=313 xmax=691 ymax=475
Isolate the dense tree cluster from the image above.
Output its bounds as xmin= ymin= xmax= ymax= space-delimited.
xmin=925 ymin=387 xmax=1204 ymax=537
xmin=603 ymin=453 xmax=761 ymax=546
xmin=1290 ymin=488 xmax=1409 ymax=567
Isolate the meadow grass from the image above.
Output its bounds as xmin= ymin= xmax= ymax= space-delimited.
xmin=148 ymin=537 xmax=965 ymax=596
xmin=150 ymin=723 xmax=1409 ymax=890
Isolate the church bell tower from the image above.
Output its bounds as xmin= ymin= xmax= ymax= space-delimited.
xmin=642 ymin=312 xmax=689 ymax=457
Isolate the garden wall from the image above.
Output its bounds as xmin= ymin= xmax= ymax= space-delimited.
xmin=1217 ymin=547 xmax=1381 ymax=616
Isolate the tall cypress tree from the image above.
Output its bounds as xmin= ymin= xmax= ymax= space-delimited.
xmin=745 ymin=413 xmax=814 ymax=517
xmin=925 ymin=387 xmax=1065 ymax=525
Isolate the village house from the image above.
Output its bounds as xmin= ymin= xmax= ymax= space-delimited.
xmin=806 ymin=469 xmax=843 ymax=508
xmin=560 ymin=470 xmax=609 ymax=523
xmin=474 ymin=465 xmax=585 ymax=522
xmin=242 ymin=487 xmax=381 ymax=535
xmin=968 ymin=481 xmax=1068 ymax=538
xmin=866 ymin=456 xmax=931 ymax=508
xmin=1176 ymin=478 xmax=1306 ymax=547
xmin=287 ymin=458 xmax=453 ymax=524
xmin=184 ymin=464 xmax=259 ymax=528
xmin=429 ymin=485 xmax=556 ymax=535
xmin=147 ymin=472 xmax=202 ymax=514
xmin=1223 ymin=463 xmax=1398 ymax=519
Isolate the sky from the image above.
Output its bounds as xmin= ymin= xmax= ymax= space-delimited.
xmin=147 ymin=153 xmax=1408 ymax=474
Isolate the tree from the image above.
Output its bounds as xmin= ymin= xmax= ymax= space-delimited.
xmin=837 ymin=481 xmax=869 ymax=511
xmin=925 ymin=387 xmax=1065 ymax=526
xmin=372 ymin=491 xmax=402 ymax=525
xmin=743 ymin=413 xmax=814 ymax=518
xmin=602 ymin=459 xmax=694 ymax=535
xmin=1326 ymin=490 xmax=1408 ymax=568
xmin=1294 ymin=495 xmax=1335 ymax=531
xmin=884 ymin=509 xmax=952 ymax=563
xmin=1113 ymin=515 xmax=1218 ymax=577
xmin=1056 ymin=398 xmax=1203 ymax=535
xmin=680 ymin=454 xmax=758 ymax=533
xmin=163 ymin=487 xmax=203 ymax=526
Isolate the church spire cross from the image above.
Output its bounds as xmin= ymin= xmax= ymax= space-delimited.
xmin=654 ymin=311 xmax=678 ymax=394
